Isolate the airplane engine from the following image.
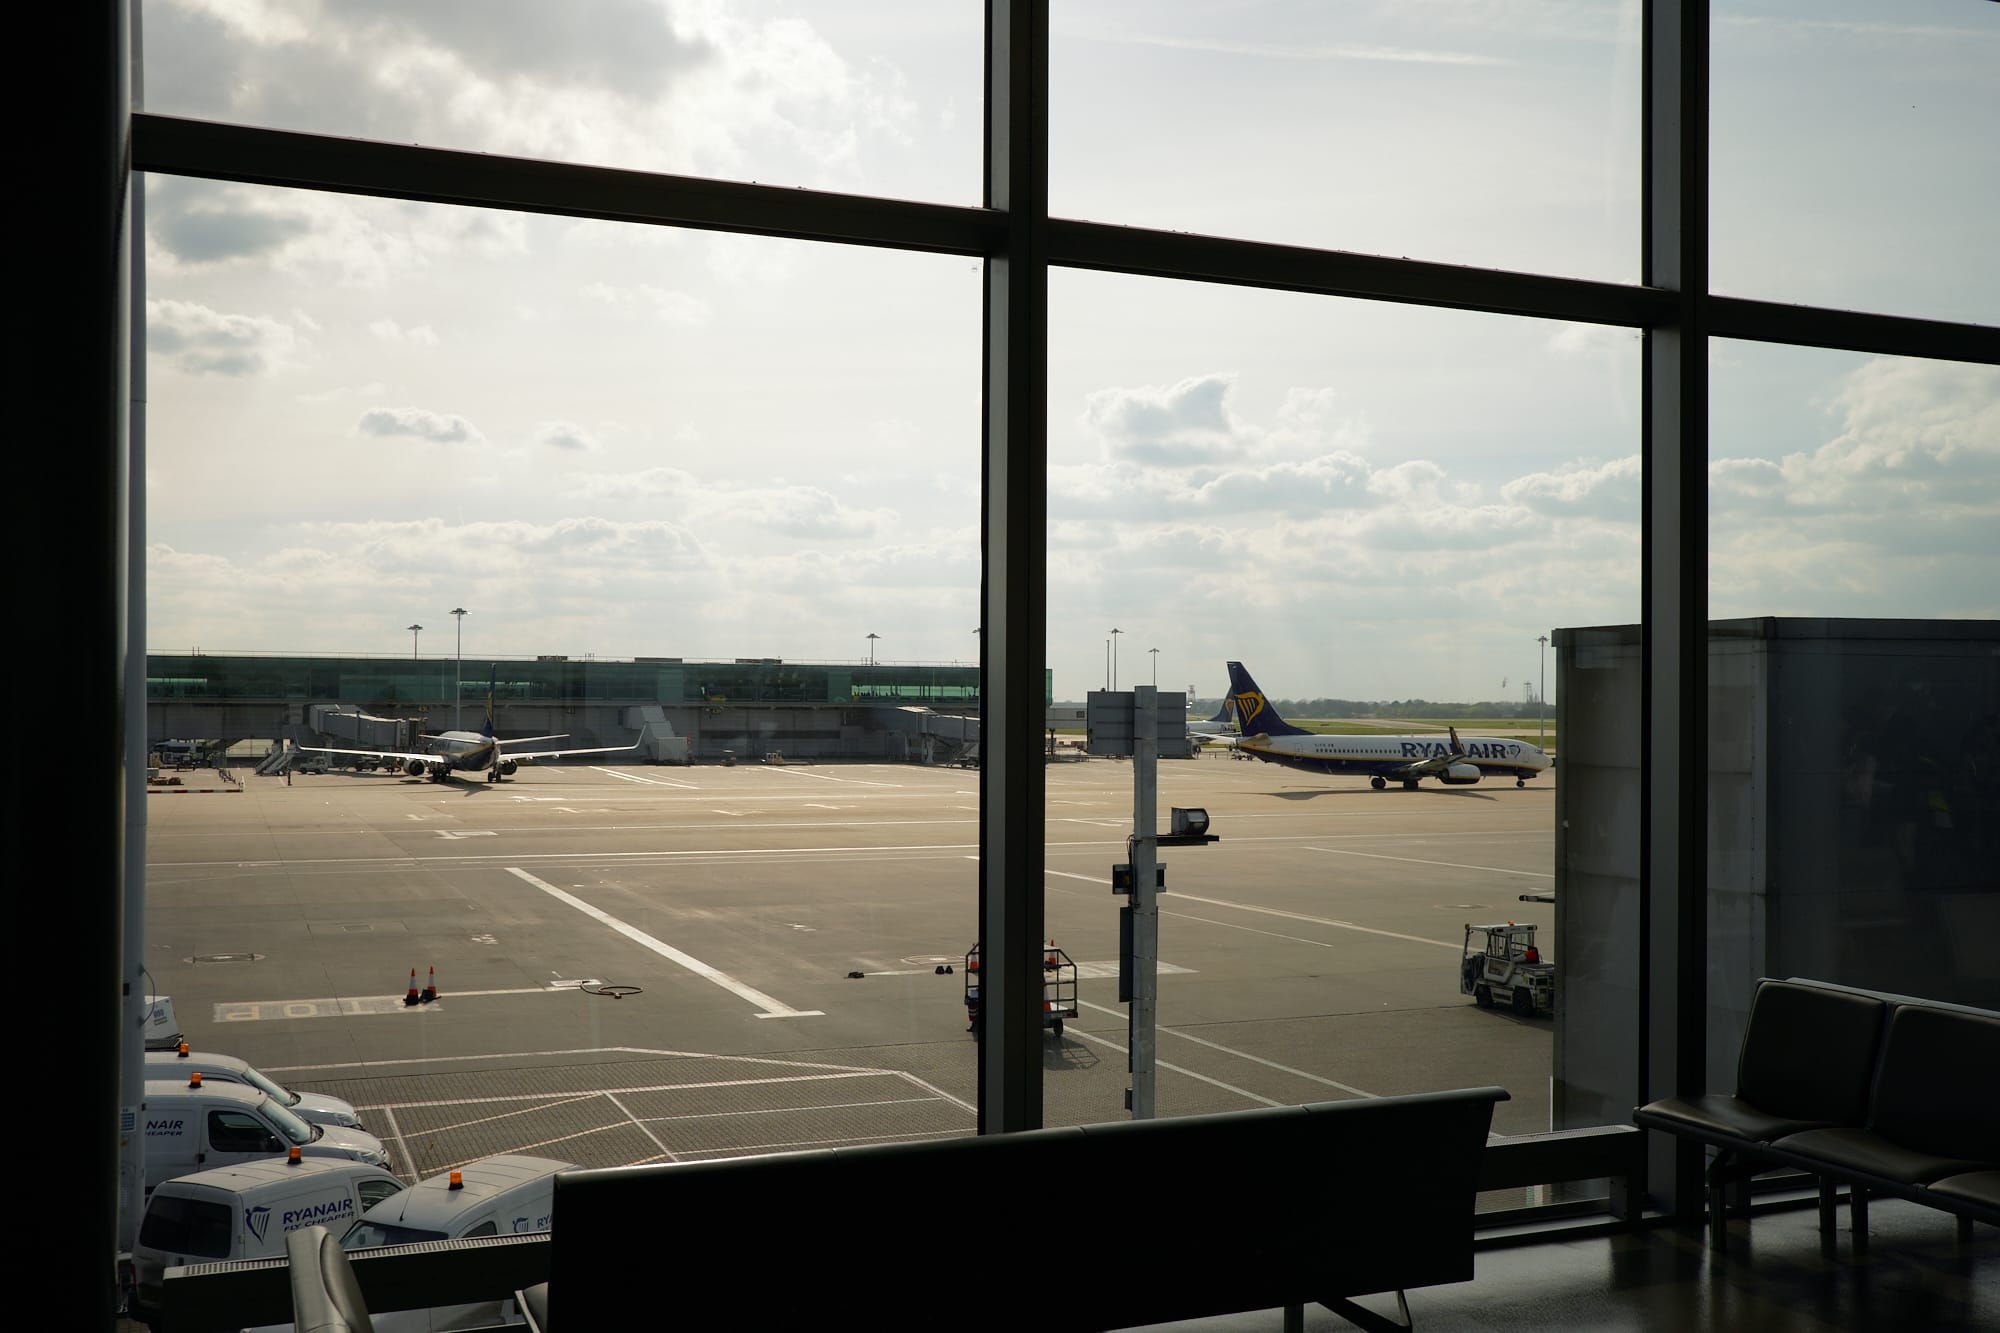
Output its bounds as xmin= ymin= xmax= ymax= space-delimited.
xmin=404 ymin=758 xmax=427 ymax=777
xmin=1440 ymin=762 xmax=1483 ymax=785
xmin=498 ymin=760 xmax=518 ymax=776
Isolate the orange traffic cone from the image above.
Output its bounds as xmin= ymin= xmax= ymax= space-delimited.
xmin=420 ymin=966 xmax=438 ymax=1004
xmin=1045 ymin=939 xmax=1060 ymax=968
xmin=403 ymin=968 xmax=420 ymax=1006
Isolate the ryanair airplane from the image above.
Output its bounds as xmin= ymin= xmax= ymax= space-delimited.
xmin=299 ymin=666 xmax=639 ymax=783
xmin=1225 ymin=661 xmax=1553 ymax=790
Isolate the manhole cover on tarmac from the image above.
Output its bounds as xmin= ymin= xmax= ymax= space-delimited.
xmin=186 ymin=953 xmax=265 ymax=963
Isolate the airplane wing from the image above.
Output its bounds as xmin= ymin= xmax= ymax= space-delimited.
xmin=294 ymin=744 xmax=438 ymax=766
xmin=1388 ymin=726 xmax=1468 ymax=778
xmin=497 ymin=740 xmax=644 ymax=762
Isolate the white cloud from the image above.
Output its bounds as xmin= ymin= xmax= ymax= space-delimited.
xmin=356 ymin=406 xmax=484 ymax=444
xmin=368 ymin=319 xmax=439 ymax=346
xmin=148 ymin=0 xmax=920 ymax=189
xmin=584 ymin=282 xmax=711 ymax=326
xmin=1710 ymin=356 xmax=2000 ymax=618
xmin=535 ymin=421 xmax=599 ymax=453
xmin=147 ymin=298 xmax=301 ymax=376
xmin=1504 ymin=456 xmax=1641 ymax=518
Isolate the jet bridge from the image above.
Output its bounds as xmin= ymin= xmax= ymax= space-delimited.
xmin=306 ymin=705 xmax=417 ymax=751
xmin=881 ymin=705 xmax=981 ymax=766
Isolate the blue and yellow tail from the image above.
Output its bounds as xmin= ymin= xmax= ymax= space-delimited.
xmin=1225 ymin=662 xmax=1310 ymax=738
xmin=480 ymin=665 xmax=498 ymax=738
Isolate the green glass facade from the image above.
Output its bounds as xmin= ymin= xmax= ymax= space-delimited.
xmin=144 ymin=654 xmax=1039 ymax=709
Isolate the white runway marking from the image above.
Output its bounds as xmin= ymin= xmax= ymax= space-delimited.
xmin=1171 ymin=892 xmax=1460 ymax=950
xmin=302 ymin=1050 xmax=978 ymax=1174
xmin=748 ymin=767 xmax=901 ymax=787
xmin=505 ymin=866 xmax=823 ymax=1019
xmin=1046 ymin=869 xmax=1457 ymax=951
xmin=1057 ymin=1026 xmax=1284 ymax=1108
xmin=591 ymin=767 xmax=699 ymax=788
xmin=1305 ymin=845 xmax=1554 ymax=879
xmin=1075 ymin=1000 xmax=1380 ymax=1100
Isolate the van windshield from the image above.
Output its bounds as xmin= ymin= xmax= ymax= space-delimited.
xmin=238 ymin=1065 xmax=299 ymax=1106
xmin=342 ymin=1220 xmax=449 ymax=1250
xmin=260 ymin=1097 xmax=316 ymax=1145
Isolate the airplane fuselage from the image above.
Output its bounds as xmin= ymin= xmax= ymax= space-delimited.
xmin=423 ymin=731 xmax=500 ymax=770
xmin=1235 ymin=732 xmax=1552 ymax=786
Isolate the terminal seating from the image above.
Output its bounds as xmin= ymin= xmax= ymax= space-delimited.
xmin=542 ymin=1087 xmax=1509 ymax=1331
xmin=1633 ymin=977 xmax=2000 ymax=1248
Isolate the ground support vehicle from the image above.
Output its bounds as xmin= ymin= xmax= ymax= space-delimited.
xmin=1460 ymin=922 xmax=1555 ymax=1017
xmin=964 ymin=942 xmax=1079 ymax=1037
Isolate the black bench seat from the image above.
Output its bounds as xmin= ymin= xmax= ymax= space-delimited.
xmin=542 ymin=1087 xmax=1511 ymax=1331
xmin=1634 ymin=977 xmax=1999 ymax=1248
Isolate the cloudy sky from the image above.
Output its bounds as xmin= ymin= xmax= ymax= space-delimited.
xmin=138 ymin=0 xmax=1997 ymax=703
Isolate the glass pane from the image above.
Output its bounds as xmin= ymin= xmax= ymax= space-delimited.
xmin=1051 ymin=3 xmax=1639 ymax=281
xmin=140 ymin=1 xmax=983 ymax=205
xmin=1708 ymin=340 xmax=2000 ymax=1052
xmin=144 ymin=180 xmax=983 ymax=1184
xmin=1712 ymin=1 xmax=2000 ymax=322
xmin=1042 ymin=270 xmax=1643 ymax=1172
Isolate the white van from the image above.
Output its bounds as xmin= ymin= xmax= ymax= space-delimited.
xmin=141 ymin=1078 xmax=389 ymax=1191
xmin=146 ymin=1047 xmax=366 ymax=1130
xmin=344 ymin=1154 xmax=572 ymax=1249
xmin=245 ymin=1156 xmax=576 ymax=1333
xmin=129 ymin=1155 xmax=406 ymax=1324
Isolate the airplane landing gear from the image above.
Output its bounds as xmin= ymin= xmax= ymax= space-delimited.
xmin=1370 ymin=776 xmax=1387 ymax=790
xmin=1517 ymin=777 xmax=1526 ymax=788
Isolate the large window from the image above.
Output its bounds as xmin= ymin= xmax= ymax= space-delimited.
xmin=51 ymin=3 xmax=2000 ymax=1318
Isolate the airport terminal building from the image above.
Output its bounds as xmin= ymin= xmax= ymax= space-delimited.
xmin=146 ymin=653 xmax=1020 ymax=766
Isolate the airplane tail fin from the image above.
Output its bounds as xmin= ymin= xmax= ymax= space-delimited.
xmin=1208 ymin=697 xmax=1234 ymax=726
xmin=481 ymin=666 xmax=498 ymax=739
xmin=1448 ymin=724 xmax=1465 ymax=756
xmin=1225 ymin=661 xmax=1311 ymax=738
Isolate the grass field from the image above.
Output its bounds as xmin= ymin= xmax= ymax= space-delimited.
xmin=1291 ymin=718 xmax=1555 ymax=742
xmin=1062 ymin=718 xmax=1559 ymax=746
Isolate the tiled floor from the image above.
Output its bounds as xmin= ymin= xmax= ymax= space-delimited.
xmin=1145 ymin=1199 xmax=1997 ymax=1332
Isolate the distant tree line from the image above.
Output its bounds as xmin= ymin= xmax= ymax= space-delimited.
xmin=1196 ymin=698 xmax=1550 ymax=719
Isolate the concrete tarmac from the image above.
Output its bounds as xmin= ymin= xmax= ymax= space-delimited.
xmin=141 ymin=753 xmax=1559 ymax=1187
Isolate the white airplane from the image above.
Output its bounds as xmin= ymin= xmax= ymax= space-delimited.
xmin=1186 ymin=698 xmax=1236 ymax=736
xmin=1224 ymin=660 xmax=1553 ymax=790
xmin=298 ymin=666 xmax=639 ymax=784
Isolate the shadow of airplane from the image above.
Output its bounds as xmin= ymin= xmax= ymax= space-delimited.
xmin=1266 ymin=785 xmax=1499 ymax=802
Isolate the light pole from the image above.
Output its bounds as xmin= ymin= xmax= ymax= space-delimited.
xmin=1149 ymin=646 xmax=1159 ymax=687
xmin=450 ymin=607 xmax=468 ymax=730
xmin=407 ymin=623 xmax=422 ymax=660
xmin=1109 ymin=627 xmax=1122 ymax=691
xmin=1537 ymin=634 xmax=1549 ymax=749
xmin=866 ymin=632 xmax=880 ymax=666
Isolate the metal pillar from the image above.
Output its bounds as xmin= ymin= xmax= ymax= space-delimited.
xmin=1128 ymin=687 xmax=1159 ymax=1118
xmin=976 ymin=0 xmax=1049 ymax=1136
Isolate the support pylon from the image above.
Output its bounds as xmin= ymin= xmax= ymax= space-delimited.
xmin=403 ymin=968 xmax=420 ymax=1006
xmin=420 ymin=966 xmax=438 ymax=1003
